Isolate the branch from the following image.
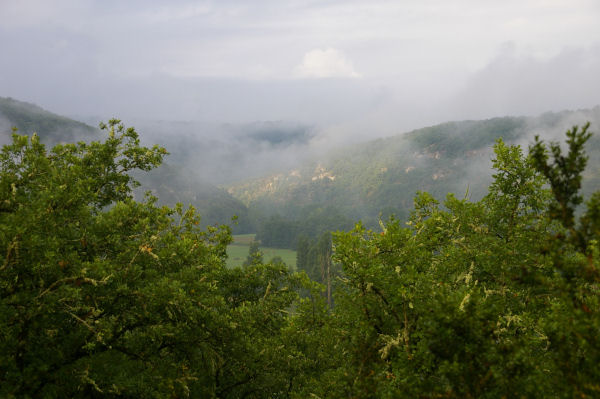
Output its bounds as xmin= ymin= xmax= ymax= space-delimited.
xmin=37 ymin=275 xmax=111 ymax=299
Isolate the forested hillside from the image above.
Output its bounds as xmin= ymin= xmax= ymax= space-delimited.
xmin=6 ymin=96 xmax=600 ymax=245
xmin=0 ymin=97 xmax=253 ymax=233
xmin=0 ymin=97 xmax=98 ymax=143
xmin=3 ymin=1 xmax=598 ymax=396
xmin=132 ymin=163 xmax=254 ymax=232
xmin=229 ymin=108 xmax=600 ymax=247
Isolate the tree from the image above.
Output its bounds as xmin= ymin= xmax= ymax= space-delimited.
xmin=315 ymin=233 xmax=333 ymax=307
xmin=529 ymin=123 xmax=600 ymax=397
xmin=530 ymin=122 xmax=594 ymax=249
xmin=4 ymin=117 xmax=599 ymax=398
xmin=269 ymin=255 xmax=286 ymax=266
xmin=291 ymin=126 xmax=600 ymax=397
xmin=296 ymin=235 xmax=310 ymax=271
xmin=0 ymin=121 xmax=303 ymax=398
xmin=326 ymin=139 xmax=559 ymax=397
xmin=243 ymin=240 xmax=264 ymax=267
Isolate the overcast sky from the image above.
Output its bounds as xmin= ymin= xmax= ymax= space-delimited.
xmin=1 ymin=0 xmax=599 ymax=140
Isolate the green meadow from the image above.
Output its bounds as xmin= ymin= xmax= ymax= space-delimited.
xmin=226 ymin=234 xmax=297 ymax=269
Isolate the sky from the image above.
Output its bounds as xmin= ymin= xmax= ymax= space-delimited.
xmin=1 ymin=0 xmax=600 ymax=143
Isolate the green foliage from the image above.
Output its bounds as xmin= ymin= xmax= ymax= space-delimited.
xmin=306 ymin=131 xmax=600 ymax=398
xmin=295 ymin=233 xmax=338 ymax=284
xmin=256 ymin=215 xmax=298 ymax=248
xmin=134 ymin=163 xmax=256 ymax=234
xmin=256 ymin=206 xmax=354 ymax=249
xmin=295 ymin=235 xmax=310 ymax=272
xmin=243 ymin=240 xmax=264 ymax=267
xmin=3 ymin=116 xmax=600 ymax=398
xmin=226 ymin=234 xmax=297 ymax=269
xmin=0 ymin=121 xmax=304 ymax=398
xmin=530 ymin=122 xmax=596 ymax=248
xmin=529 ymin=123 xmax=600 ymax=397
xmin=294 ymin=232 xmax=339 ymax=307
xmin=1 ymin=96 xmax=255 ymax=236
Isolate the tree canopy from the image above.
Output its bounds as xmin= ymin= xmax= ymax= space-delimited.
xmin=1 ymin=120 xmax=599 ymax=398
xmin=0 ymin=121 xmax=303 ymax=397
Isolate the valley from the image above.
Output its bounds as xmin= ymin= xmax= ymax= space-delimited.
xmin=3 ymin=95 xmax=600 ymax=397
xmin=226 ymin=234 xmax=297 ymax=269
xmin=3 ymin=2 xmax=600 ymax=396
xmin=4 ymin=96 xmax=600 ymax=250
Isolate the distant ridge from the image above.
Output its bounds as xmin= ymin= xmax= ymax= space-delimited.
xmin=0 ymin=96 xmax=97 ymax=143
xmin=227 ymin=107 xmax=600 ymax=230
xmin=0 ymin=96 xmax=253 ymax=233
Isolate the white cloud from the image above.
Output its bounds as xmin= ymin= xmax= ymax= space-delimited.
xmin=439 ymin=44 xmax=600 ymax=122
xmin=293 ymin=48 xmax=361 ymax=79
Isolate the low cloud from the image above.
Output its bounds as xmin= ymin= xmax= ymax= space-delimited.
xmin=293 ymin=48 xmax=361 ymax=79
xmin=445 ymin=44 xmax=600 ymax=120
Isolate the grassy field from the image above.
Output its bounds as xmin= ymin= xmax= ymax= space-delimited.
xmin=226 ymin=234 xmax=297 ymax=270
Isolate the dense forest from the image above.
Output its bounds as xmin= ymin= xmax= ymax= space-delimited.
xmin=1 ymin=111 xmax=600 ymax=397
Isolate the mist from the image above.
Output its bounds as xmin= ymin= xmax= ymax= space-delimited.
xmin=1 ymin=1 xmax=600 ymax=189
xmin=131 ymin=119 xmax=319 ymax=185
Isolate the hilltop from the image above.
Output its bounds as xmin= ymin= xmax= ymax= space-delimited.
xmin=0 ymin=97 xmax=97 ymax=143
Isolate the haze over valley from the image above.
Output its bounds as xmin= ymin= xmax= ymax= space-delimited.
xmin=2 ymin=1 xmax=599 ymax=206
xmin=2 ymin=1 xmax=599 ymax=140
xmin=3 ymin=96 xmax=600 ymax=245
xmin=2 ymin=2 xmax=600 ymax=397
